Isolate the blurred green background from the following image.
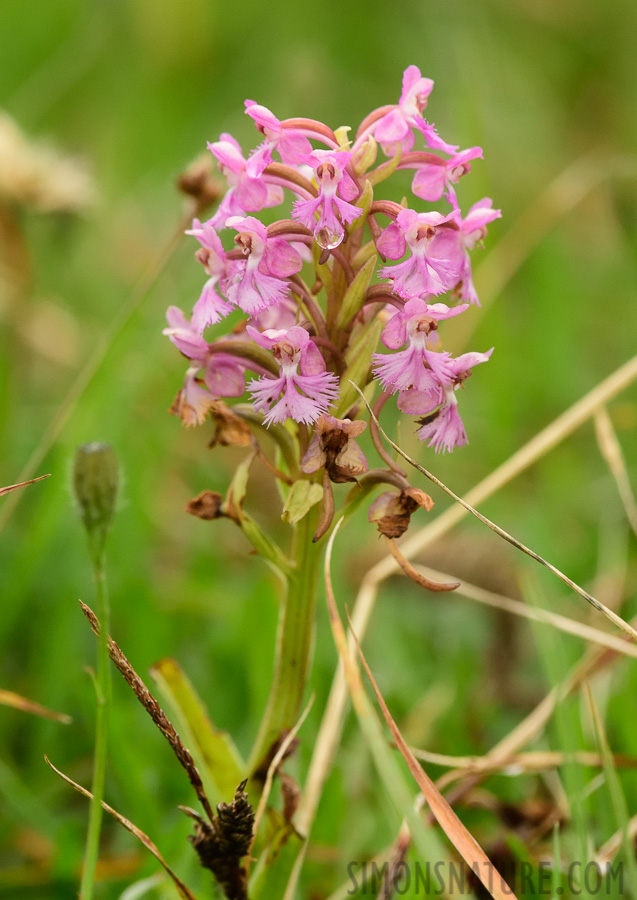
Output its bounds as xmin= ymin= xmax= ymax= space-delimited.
xmin=1 ymin=0 xmax=636 ymax=897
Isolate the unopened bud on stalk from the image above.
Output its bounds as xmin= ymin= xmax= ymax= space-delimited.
xmin=73 ymin=443 xmax=119 ymax=555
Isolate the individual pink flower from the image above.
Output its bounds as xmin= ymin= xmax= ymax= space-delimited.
xmin=372 ymin=298 xmax=467 ymax=395
xmin=378 ymin=208 xmax=464 ymax=298
xmin=451 ymin=198 xmax=502 ymax=305
xmin=170 ymin=366 xmax=215 ymax=427
xmin=244 ymin=101 xmax=313 ymax=177
xmin=224 ymin=216 xmax=304 ymax=317
xmin=207 ymin=133 xmax=284 ymax=227
xmin=406 ymin=147 xmax=483 ymax=206
xmin=372 ymin=65 xmax=458 ymax=155
xmin=186 ymin=218 xmax=235 ymax=331
xmin=163 ymin=306 xmax=246 ymax=399
xmin=246 ymin=325 xmax=339 ymax=426
xmin=398 ymin=348 xmax=493 ymax=452
xmin=292 ymin=149 xmax=362 ymax=249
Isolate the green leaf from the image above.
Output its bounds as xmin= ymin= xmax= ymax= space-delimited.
xmin=348 ymin=177 xmax=374 ymax=237
xmin=226 ymin=451 xmax=254 ymax=512
xmin=281 ymin=480 xmax=323 ymax=525
xmin=335 ymin=316 xmax=383 ymax=417
xmin=367 ymin=143 xmax=402 ymax=186
xmin=334 ymin=253 xmax=377 ymax=332
xmin=239 ymin=511 xmax=294 ymax=578
xmin=149 ymin=658 xmax=245 ymax=805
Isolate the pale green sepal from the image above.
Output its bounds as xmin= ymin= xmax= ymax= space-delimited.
xmin=281 ymin=480 xmax=323 ymax=525
xmin=348 ymin=178 xmax=373 ymax=238
xmin=334 ymin=125 xmax=352 ymax=149
xmin=334 ymin=253 xmax=377 ymax=332
xmin=150 ymin=658 xmax=245 ymax=805
xmin=367 ymin=143 xmax=402 ymax=187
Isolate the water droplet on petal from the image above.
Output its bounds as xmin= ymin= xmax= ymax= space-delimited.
xmin=315 ymin=225 xmax=343 ymax=250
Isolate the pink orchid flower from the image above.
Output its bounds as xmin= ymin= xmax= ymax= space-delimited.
xmin=244 ymin=101 xmax=313 ymax=177
xmin=292 ymin=149 xmax=362 ymax=249
xmin=373 ymin=65 xmax=458 ymax=155
xmin=225 ymin=216 xmax=304 ymax=317
xmin=378 ymin=208 xmax=464 ymax=298
xmin=372 ymin=298 xmax=468 ymax=395
xmin=207 ymin=133 xmax=284 ymax=227
xmin=246 ymin=325 xmax=339 ymax=426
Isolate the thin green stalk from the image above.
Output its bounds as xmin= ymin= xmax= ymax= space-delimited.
xmin=80 ymin=544 xmax=111 ymax=899
xmin=248 ymin=510 xmax=322 ymax=773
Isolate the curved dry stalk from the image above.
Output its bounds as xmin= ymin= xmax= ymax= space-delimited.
xmin=594 ymin=406 xmax=637 ymax=538
xmin=354 ymin=382 xmax=637 ymax=641
xmin=45 ymin=757 xmax=199 ymax=900
xmin=385 ymin=539 xmax=459 ymax=592
xmin=410 ymin=747 xmax=637 ymax=776
xmin=245 ymin=694 xmax=313 ymax=875
xmin=411 ymin=563 xmax=637 ymax=659
xmin=368 ymin=353 xmax=637 ymax=586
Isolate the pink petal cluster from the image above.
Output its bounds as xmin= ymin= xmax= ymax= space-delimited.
xmin=166 ymin=65 xmax=499 ymax=452
xmin=371 ymin=65 xmax=458 ymax=155
xmin=378 ymin=208 xmax=463 ymax=298
xmin=225 ymin=216 xmax=304 ymax=316
xmin=407 ymin=146 xmax=483 ymax=205
xmin=208 ymin=134 xmax=284 ymax=228
xmin=247 ymin=326 xmax=339 ymax=426
xmin=163 ymin=307 xmax=247 ymax=411
xmin=244 ymin=101 xmax=313 ymax=177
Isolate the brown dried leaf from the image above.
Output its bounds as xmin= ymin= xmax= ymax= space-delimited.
xmin=185 ymin=490 xmax=224 ymax=520
xmin=0 ymin=689 xmax=71 ymax=723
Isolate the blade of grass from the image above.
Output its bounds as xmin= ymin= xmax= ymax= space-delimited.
xmin=346 ymin=603 xmax=519 ymax=900
xmin=584 ymin=682 xmax=637 ymax=895
xmin=247 ymin=694 xmax=313 ymax=876
xmin=325 ymin=519 xmax=512 ymax=900
xmin=594 ymin=407 xmax=637 ymax=539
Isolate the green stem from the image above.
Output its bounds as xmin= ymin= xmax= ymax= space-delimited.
xmin=79 ymin=546 xmax=111 ymax=899
xmin=248 ymin=510 xmax=322 ymax=773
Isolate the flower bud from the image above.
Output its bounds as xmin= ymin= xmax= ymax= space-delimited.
xmin=73 ymin=443 xmax=119 ymax=554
